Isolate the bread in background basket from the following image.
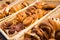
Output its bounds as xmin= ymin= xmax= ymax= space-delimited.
xmin=0 ymin=0 xmax=16 ymax=10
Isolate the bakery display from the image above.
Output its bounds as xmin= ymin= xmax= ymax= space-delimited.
xmin=0 ymin=0 xmax=60 ymax=40
xmin=0 ymin=2 xmax=56 ymax=37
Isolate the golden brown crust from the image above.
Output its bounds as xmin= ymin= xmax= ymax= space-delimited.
xmin=42 ymin=3 xmax=56 ymax=10
xmin=16 ymin=11 xmax=27 ymax=22
xmin=23 ymin=16 xmax=33 ymax=26
xmin=35 ymin=2 xmax=45 ymax=9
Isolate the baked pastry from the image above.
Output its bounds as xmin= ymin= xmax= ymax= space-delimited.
xmin=42 ymin=3 xmax=56 ymax=10
xmin=48 ymin=17 xmax=60 ymax=30
xmin=8 ymin=23 xmax=24 ymax=34
xmin=16 ymin=11 xmax=27 ymax=22
xmin=34 ymin=2 xmax=45 ymax=9
xmin=9 ymin=1 xmax=29 ymax=14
